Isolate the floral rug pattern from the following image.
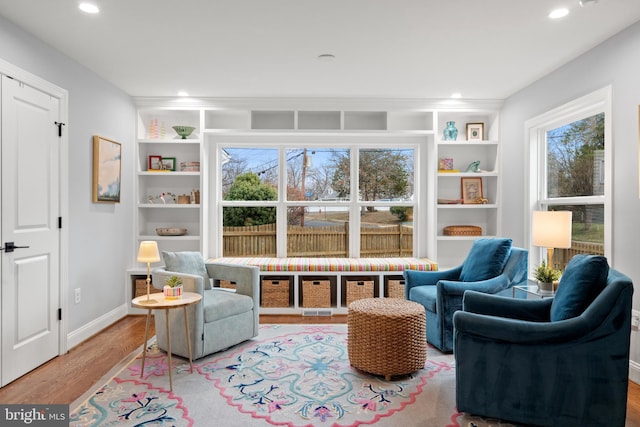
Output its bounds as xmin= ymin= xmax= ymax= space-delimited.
xmin=71 ymin=324 xmax=509 ymax=427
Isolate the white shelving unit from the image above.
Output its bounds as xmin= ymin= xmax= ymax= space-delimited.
xmin=130 ymin=98 xmax=502 ymax=313
xmin=434 ymin=110 xmax=501 ymax=269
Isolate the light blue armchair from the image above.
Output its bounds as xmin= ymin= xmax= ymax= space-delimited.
xmin=152 ymin=251 xmax=260 ymax=359
xmin=453 ymin=255 xmax=633 ymax=427
xmin=403 ymin=238 xmax=527 ymax=353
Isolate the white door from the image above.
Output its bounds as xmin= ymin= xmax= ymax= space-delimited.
xmin=1 ymin=75 xmax=61 ymax=386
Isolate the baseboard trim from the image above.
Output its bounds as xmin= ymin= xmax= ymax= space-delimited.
xmin=67 ymin=303 xmax=128 ymax=350
xmin=630 ymin=360 xmax=640 ymax=385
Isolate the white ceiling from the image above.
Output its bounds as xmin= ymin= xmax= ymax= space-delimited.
xmin=1 ymin=0 xmax=640 ymax=99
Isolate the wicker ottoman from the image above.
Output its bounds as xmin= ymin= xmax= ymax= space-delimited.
xmin=347 ymin=298 xmax=426 ymax=380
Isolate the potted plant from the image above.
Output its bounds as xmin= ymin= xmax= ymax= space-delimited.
xmin=534 ymin=261 xmax=561 ymax=293
xmin=163 ymin=275 xmax=183 ymax=299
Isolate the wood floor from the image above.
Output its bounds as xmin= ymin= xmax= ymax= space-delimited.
xmin=0 ymin=314 xmax=638 ymax=426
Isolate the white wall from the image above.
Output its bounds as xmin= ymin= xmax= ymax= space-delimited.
xmin=0 ymin=15 xmax=135 ymax=342
xmin=501 ymin=20 xmax=640 ymax=377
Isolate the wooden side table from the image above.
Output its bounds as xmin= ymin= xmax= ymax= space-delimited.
xmin=131 ymin=292 xmax=202 ymax=390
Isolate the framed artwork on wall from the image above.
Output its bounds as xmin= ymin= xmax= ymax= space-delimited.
xmin=92 ymin=135 xmax=121 ymax=203
xmin=466 ymin=122 xmax=484 ymax=141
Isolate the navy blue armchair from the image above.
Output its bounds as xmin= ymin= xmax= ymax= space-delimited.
xmin=404 ymin=238 xmax=527 ymax=353
xmin=454 ymin=255 xmax=633 ymax=427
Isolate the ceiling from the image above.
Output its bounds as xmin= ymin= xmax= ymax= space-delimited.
xmin=1 ymin=0 xmax=640 ymax=100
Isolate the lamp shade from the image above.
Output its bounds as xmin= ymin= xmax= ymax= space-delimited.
xmin=532 ymin=211 xmax=572 ymax=249
xmin=137 ymin=240 xmax=160 ymax=263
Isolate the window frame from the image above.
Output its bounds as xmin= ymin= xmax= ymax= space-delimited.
xmin=215 ymin=136 xmax=421 ymax=258
xmin=525 ymin=86 xmax=612 ymax=275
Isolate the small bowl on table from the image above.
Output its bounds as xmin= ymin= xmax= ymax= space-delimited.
xmin=172 ymin=125 xmax=195 ymax=139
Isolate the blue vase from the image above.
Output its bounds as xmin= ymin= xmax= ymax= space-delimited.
xmin=443 ymin=121 xmax=458 ymax=141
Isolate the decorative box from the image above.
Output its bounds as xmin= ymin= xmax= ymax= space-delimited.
xmin=443 ymin=225 xmax=482 ymax=236
xmin=180 ymin=161 xmax=200 ymax=172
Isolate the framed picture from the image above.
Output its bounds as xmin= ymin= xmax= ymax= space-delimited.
xmin=92 ymin=136 xmax=122 ymax=203
xmin=466 ymin=122 xmax=484 ymax=141
xmin=461 ymin=177 xmax=483 ymax=204
xmin=148 ymin=155 xmax=162 ymax=171
xmin=161 ymin=157 xmax=176 ymax=171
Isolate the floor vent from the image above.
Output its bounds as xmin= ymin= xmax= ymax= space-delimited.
xmin=302 ymin=309 xmax=333 ymax=317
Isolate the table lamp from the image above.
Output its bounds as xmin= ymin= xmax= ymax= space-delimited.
xmin=137 ymin=240 xmax=161 ymax=304
xmin=532 ymin=210 xmax=573 ymax=269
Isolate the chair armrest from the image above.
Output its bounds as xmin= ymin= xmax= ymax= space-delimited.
xmin=453 ymin=310 xmax=592 ymax=345
xmin=151 ymin=268 xmax=205 ymax=294
xmin=205 ymin=262 xmax=260 ymax=299
xmin=437 ymin=274 xmax=510 ymax=297
xmin=462 ymin=290 xmax=552 ymax=321
xmin=403 ymin=265 xmax=463 ymax=295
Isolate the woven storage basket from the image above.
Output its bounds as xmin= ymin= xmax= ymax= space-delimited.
xmin=261 ymin=279 xmax=290 ymax=307
xmin=302 ymin=280 xmax=331 ymax=308
xmin=134 ymin=278 xmax=161 ymax=298
xmin=219 ymin=280 xmax=236 ymax=290
xmin=346 ymin=280 xmax=374 ymax=306
xmin=387 ymin=279 xmax=405 ymax=299
xmin=443 ymin=225 xmax=482 ymax=236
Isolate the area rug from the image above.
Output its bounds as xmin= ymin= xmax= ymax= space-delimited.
xmin=70 ymin=324 xmax=516 ymax=426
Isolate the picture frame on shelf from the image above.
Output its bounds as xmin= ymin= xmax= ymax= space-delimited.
xmin=461 ymin=177 xmax=483 ymax=204
xmin=161 ymin=157 xmax=177 ymax=171
xmin=148 ymin=155 xmax=163 ymax=171
xmin=92 ymin=135 xmax=121 ymax=203
xmin=466 ymin=123 xmax=484 ymax=141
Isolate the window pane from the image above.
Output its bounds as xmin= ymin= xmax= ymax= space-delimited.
xmin=548 ymin=205 xmax=604 ymax=270
xmin=286 ymin=148 xmax=350 ymax=201
xmin=360 ymin=206 xmax=413 ymax=258
xmin=358 ymin=149 xmax=414 ymax=202
xmin=287 ymin=206 xmax=349 ymax=257
xmin=546 ymin=113 xmax=604 ymax=198
xmin=222 ymin=206 xmax=277 ymax=256
xmin=222 ymin=148 xmax=278 ymax=199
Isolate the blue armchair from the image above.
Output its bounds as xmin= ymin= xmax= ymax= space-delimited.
xmin=453 ymin=255 xmax=633 ymax=427
xmin=404 ymin=238 xmax=527 ymax=353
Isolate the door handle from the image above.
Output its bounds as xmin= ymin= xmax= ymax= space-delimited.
xmin=0 ymin=242 xmax=30 ymax=253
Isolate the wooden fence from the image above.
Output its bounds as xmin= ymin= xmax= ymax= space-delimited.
xmin=223 ymin=223 xmax=413 ymax=257
xmin=554 ymin=241 xmax=605 ymax=270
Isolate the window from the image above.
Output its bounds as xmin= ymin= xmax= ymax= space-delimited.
xmin=526 ymin=87 xmax=611 ymax=273
xmin=220 ymin=144 xmax=415 ymax=258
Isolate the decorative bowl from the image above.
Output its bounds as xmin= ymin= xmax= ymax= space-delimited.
xmin=172 ymin=125 xmax=195 ymax=139
xmin=156 ymin=227 xmax=187 ymax=236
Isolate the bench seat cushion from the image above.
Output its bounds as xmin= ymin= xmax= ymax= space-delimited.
xmin=208 ymin=257 xmax=437 ymax=272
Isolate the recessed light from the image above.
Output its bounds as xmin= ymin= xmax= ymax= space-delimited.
xmin=548 ymin=8 xmax=569 ymax=19
xmin=317 ymin=54 xmax=336 ymax=62
xmin=451 ymin=93 xmax=462 ymax=99
xmin=177 ymin=91 xmax=189 ymax=97
xmin=78 ymin=2 xmax=100 ymax=14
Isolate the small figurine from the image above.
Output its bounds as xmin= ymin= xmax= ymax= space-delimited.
xmin=465 ymin=160 xmax=481 ymax=173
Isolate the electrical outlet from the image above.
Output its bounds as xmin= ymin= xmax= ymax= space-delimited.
xmin=74 ymin=288 xmax=81 ymax=304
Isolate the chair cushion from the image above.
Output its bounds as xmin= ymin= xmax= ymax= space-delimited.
xmin=203 ymin=289 xmax=254 ymax=322
xmin=459 ymin=238 xmax=512 ymax=282
xmin=409 ymin=285 xmax=437 ymax=313
xmin=550 ymin=254 xmax=609 ymax=321
xmin=162 ymin=251 xmax=212 ymax=290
